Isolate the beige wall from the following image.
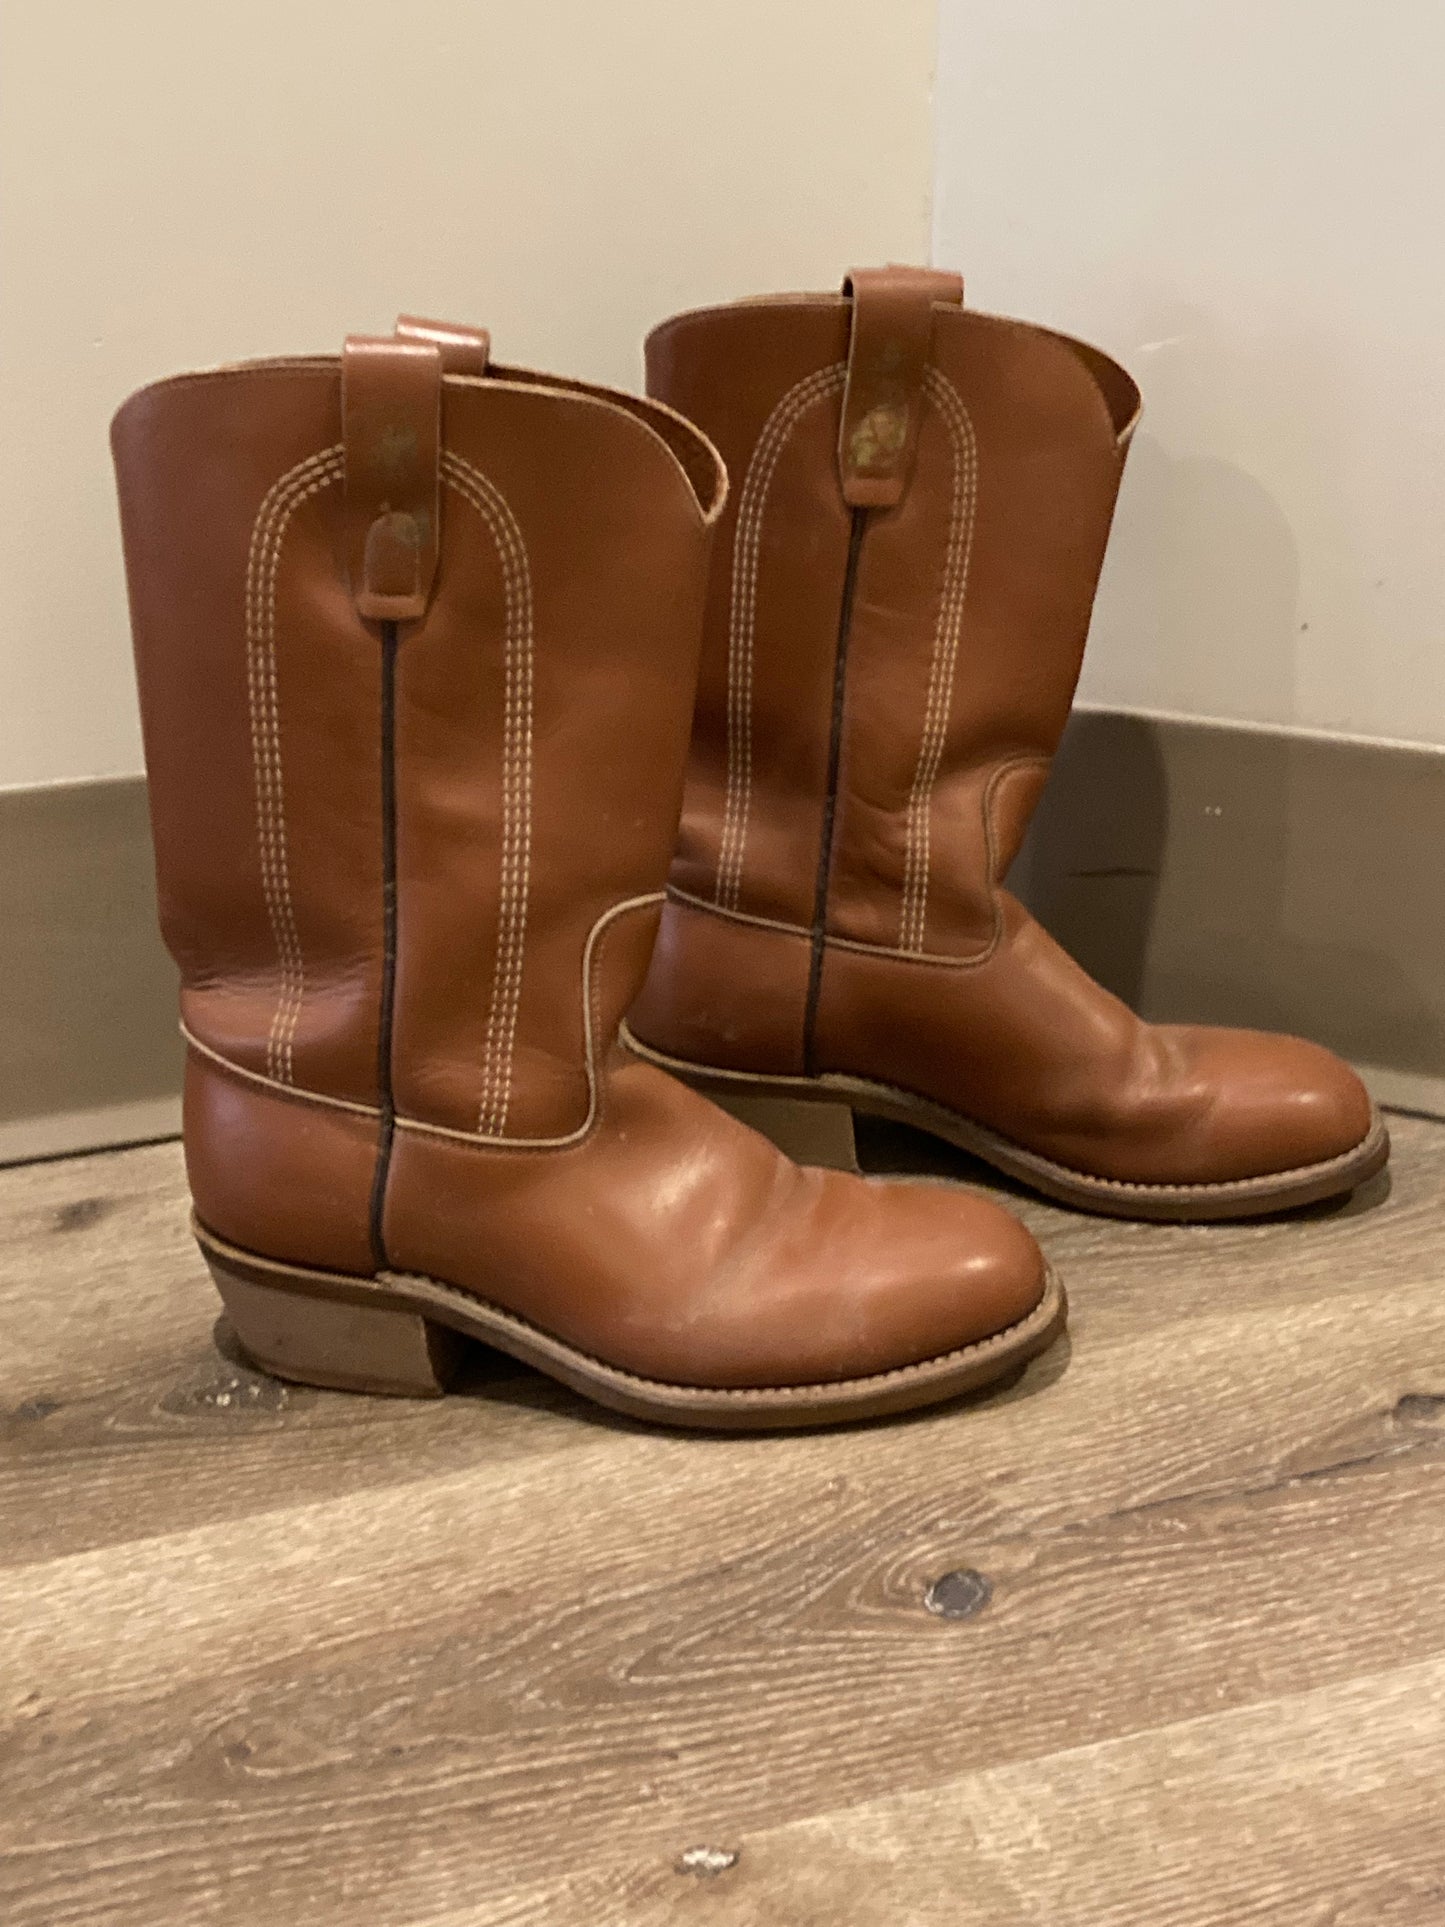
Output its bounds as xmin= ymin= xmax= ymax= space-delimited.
xmin=0 ymin=0 xmax=936 ymax=789
xmin=934 ymin=1 xmax=1445 ymax=747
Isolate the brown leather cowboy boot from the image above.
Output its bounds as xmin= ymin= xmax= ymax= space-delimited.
xmin=110 ymin=319 xmax=1063 ymax=1428
xmin=626 ymin=267 xmax=1388 ymax=1221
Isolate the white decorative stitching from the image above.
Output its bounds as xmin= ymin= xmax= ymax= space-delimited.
xmin=899 ymin=370 xmax=978 ymax=953
xmin=440 ymin=452 xmax=534 ymax=1137
xmin=181 ymin=891 xmax=663 ymax=1151
xmin=242 ymin=447 xmax=534 ymax=1122
xmin=244 ymin=446 xmax=344 ymax=1081
xmin=717 ymin=363 xmax=846 ymax=911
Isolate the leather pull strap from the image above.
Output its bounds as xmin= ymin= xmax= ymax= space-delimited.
xmin=342 ymin=335 xmax=442 ymax=623
xmin=394 ymin=313 xmax=491 ymax=376
xmin=837 ymin=266 xmax=965 ymax=508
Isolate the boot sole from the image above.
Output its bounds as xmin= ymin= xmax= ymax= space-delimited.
xmin=195 ymin=1219 xmax=1067 ymax=1430
xmin=620 ymin=1027 xmax=1391 ymax=1223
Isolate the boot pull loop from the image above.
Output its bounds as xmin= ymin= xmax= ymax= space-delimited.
xmin=837 ymin=266 xmax=965 ymax=508
xmin=341 ymin=335 xmax=443 ymax=624
xmin=394 ymin=313 xmax=491 ymax=377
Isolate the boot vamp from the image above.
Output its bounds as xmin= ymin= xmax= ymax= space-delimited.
xmin=818 ymin=896 xmax=1374 ymax=1185
xmin=385 ymin=1055 xmax=1047 ymax=1388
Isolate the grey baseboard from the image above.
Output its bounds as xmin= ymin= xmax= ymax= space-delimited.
xmin=0 ymin=778 xmax=182 ymax=1166
xmin=1012 ymin=707 xmax=1445 ymax=1119
xmin=3 ymin=713 xmax=1442 ymax=1165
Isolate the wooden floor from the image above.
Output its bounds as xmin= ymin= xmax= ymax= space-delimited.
xmin=2 ymin=1115 xmax=1444 ymax=1926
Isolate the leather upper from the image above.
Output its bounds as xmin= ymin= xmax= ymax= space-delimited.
xmin=114 ymin=320 xmax=1052 ymax=1389
xmin=631 ymin=267 xmax=1375 ymax=1189
xmin=642 ymin=274 xmax=1138 ymax=953
xmin=114 ymin=351 xmax=725 ymax=1142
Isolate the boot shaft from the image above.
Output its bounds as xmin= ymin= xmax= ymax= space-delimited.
xmin=643 ymin=269 xmax=1139 ymax=981
xmin=113 ymin=335 xmax=725 ymax=1144
xmin=110 ymin=314 xmax=1070 ymax=1421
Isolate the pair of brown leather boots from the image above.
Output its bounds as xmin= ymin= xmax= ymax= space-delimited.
xmin=112 ymin=267 xmax=1387 ymax=1429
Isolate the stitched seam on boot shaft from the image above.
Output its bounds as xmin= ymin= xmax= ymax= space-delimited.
xmin=717 ymin=363 xmax=846 ymax=912
xmin=665 ymin=861 xmax=1026 ymax=971
xmin=715 ymin=368 xmax=981 ymax=954
xmin=369 ymin=617 xmax=402 ymax=1271
xmin=900 ymin=371 xmax=978 ymax=952
xmin=803 ymin=504 xmax=868 ymax=1075
xmin=244 ymin=446 xmax=344 ymax=1083
xmin=180 ymin=891 xmax=662 ymax=1153
xmin=440 ymin=453 xmax=534 ymax=1137
xmin=672 ymin=755 xmax=1033 ymax=965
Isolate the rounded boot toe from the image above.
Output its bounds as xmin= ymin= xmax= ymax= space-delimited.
xmin=690 ymin=1165 xmax=1056 ymax=1391
xmin=1186 ymin=1028 xmax=1377 ymax=1181
xmin=828 ymin=1176 xmax=1053 ymax=1373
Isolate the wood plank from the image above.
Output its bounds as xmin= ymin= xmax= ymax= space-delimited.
xmin=8 ymin=1264 xmax=1444 ymax=1683
xmin=2 ymin=1307 xmax=1441 ymax=1927
xmin=0 ymin=1141 xmax=617 ymax=1565
xmin=2 ymin=1119 xmax=1442 ymax=1927
xmin=457 ymin=1655 xmax=1445 ymax=1927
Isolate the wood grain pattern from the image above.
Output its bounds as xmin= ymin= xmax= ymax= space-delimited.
xmin=471 ymin=1657 xmax=1445 ymax=1927
xmin=2 ymin=1118 xmax=1443 ymax=1926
